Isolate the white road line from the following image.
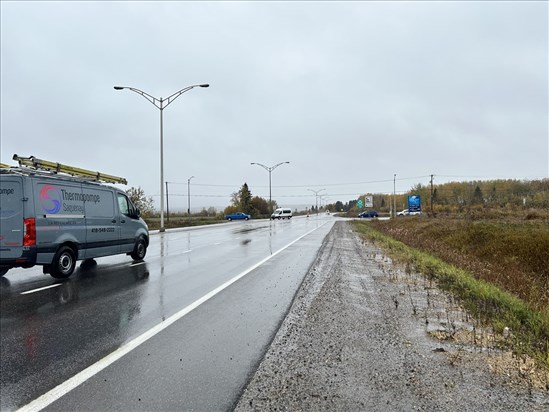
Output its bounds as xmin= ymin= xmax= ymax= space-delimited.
xmin=20 ymin=284 xmax=62 ymax=295
xmin=17 ymin=222 xmax=328 ymax=412
xmin=129 ymin=261 xmax=147 ymax=267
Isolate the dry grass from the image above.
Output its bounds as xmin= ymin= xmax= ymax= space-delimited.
xmin=370 ymin=217 xmax=549 ymax=311
xmin=353 ymin=217 xmax=549 ymax=372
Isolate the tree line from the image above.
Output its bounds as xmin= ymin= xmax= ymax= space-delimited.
xmin=127 ymin=178 xmax=548 ymax=218
xmin=325 ymin=178 xmax=549 ymax=214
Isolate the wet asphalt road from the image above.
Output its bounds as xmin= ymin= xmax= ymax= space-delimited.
xmin=0 ymin=215 xmax=336 ymax=411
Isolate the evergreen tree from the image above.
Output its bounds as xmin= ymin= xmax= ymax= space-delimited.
xmin=472 ymin=185 xmax=484 ymax=204
xmin=238 ymin=183 xmax=253 ymax=214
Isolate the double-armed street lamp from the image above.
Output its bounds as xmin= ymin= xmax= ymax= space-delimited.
xmin=319 ymin=194 xmax=329 ymax=211
xmin=114 ymin=84 xmax=209 ymax=232
xmin=308 ymin=188 xmax=326 ymax=215
xmin=250 ymin=161 xmax=290 ymax=214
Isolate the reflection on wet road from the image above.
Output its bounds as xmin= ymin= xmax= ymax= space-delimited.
xmin=0 ymin=215 xmax=336 ymax=411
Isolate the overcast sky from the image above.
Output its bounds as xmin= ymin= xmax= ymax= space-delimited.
xmin=1 ymin=1 xmax=547 ymax=211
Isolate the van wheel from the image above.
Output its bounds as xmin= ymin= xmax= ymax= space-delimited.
xmin=131 ymin=237 xmax=147 ymax=261
xmin=50 ymin=246 xmax=76 ymax=279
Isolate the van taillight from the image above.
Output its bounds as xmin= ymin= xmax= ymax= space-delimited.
xmin=23 ymin=218 xmax=36 ymax=246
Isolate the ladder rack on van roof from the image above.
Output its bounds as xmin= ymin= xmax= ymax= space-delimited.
xmin=9 ymin=154 xmax=128 ymax=185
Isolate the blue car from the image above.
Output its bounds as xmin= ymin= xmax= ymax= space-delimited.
xmin=358 ymin=210 xmax=378 ymax=218
xmin=224 ymin=212 xmax=251 ymax=221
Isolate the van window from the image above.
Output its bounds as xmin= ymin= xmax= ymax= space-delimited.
xmin=117 ymin=194 xmax=130 ymax=216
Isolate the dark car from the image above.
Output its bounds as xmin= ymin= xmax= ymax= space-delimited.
xmin=224 ymin=212 xmax=251 ymax=221
xmin=358 ymin=210 xmax=378 ymax=218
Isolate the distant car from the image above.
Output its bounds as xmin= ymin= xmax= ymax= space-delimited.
xmin=224 ymin=212 xmax=251 ymax=221
xmin=358 ymin=210 xmax=378 ymax=218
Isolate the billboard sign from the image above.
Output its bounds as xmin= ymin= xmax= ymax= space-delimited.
xmin=408 ymin=195 xmax=421 ymax=213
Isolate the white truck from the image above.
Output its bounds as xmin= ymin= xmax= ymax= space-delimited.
xmin=0 ymin=155 xmax=149 ymax=278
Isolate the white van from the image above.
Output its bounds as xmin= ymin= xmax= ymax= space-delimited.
xmin=0 ymin=157 xmax=149 ymax=279
xmin=271 ymin=208 xmax=292 ymax=220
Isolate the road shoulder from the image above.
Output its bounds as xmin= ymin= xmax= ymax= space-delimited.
xmin=235 ymin=220 xmax=549 ymax=411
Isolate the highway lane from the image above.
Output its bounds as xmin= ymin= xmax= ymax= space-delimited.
xmin=0 ymin=214 xmax=336 ymax=411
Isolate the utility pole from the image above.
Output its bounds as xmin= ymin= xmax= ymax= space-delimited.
xmin=430 ymin=174 xmax=434 ymax=215
xmin=188 ymin=176 xmax=194 ymax=224
xmin=393 ymin=174 xmax=397 ymax=218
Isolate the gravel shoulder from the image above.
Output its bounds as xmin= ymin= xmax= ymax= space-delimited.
xmin=235 ymin=220 xmax=549 ymax=411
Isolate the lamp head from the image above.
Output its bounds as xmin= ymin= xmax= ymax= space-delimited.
xmin=199 ymin=84 xmax=210 ymax=88
xmin=113 ymin=86 xmax=124 ymax=90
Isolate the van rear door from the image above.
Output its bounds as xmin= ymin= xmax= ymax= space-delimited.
xmin=0 ymin=175 xmax=24 ymax=259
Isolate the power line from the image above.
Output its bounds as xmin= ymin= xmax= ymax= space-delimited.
xmin=165 ymin=175 xmax=433 ymax=189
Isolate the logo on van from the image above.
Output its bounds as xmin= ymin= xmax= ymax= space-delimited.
xmin=40 ymin=185 xmax=62 ymax=214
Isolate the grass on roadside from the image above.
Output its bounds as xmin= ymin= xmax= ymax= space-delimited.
xmin=352 ymin=220 xmax=549 ymax=372
xmin=371 ymin=218 xmax=549 ymax=310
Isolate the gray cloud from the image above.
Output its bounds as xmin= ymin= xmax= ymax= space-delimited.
xmin=1 ymin=1 xmax=547 ymax=211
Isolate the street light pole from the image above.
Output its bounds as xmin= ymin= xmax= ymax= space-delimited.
xmin=319 ymin=195 xmax=328 ymax=211
xmin=250 ymin=161 xmax=290 ymax=214
xmin=308 ymin=188 xmax=325 ymax=215
xmin=114 ymin=84 xmax=209 ymax=232
xmin=188 ymin=175 xmax=194 ymax=223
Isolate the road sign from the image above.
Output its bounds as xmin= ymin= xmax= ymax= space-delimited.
xmin=408 ymin=195 xmax=421 ymax=212
xmin=357 ymin=199 xmax=364 ymax=209
xmin=365 ymin=196 xmax=373 ymax=208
